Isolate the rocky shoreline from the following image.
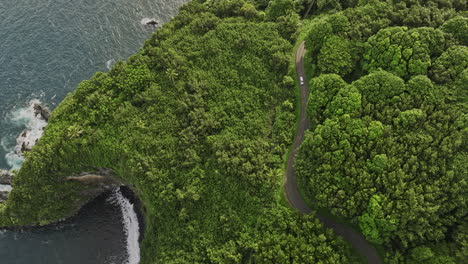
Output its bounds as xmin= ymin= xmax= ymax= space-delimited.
xmin=16 ymin=100 xmax=50 ymax=154
xmin=1 ymin=114 xmax=145 ymax=234
xmin=0 ymin=170 xmax=13 ymax=185
xmin=0 ymin=100 xmax=50 ymax=203
xmin=0 ymin=170 xmax=13 ymax=203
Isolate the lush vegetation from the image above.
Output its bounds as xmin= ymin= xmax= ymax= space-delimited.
xmin=296 ymin=0 xmax=467 ymax=263
xmin=1 ymin=0 xmax=466 ymax=263
xmin=0 ymin=0 xmax=363 ymax=263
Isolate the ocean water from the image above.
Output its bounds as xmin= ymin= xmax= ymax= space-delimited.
xmin=0 ymin=190 xmax=129 ymax=264
xmin=0 ymin=0 xmax=186 ymax=263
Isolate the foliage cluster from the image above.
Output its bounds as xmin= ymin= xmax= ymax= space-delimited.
xmin=0 ymin=0 xmax=362 ymax=263
xmin=297 ymin=0 xmax=467 ymax=263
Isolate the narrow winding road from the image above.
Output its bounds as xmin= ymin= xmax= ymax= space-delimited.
xmin=284 ymin=41 xmax=383 ymax=264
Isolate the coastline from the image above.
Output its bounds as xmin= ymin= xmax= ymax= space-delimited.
xmin=0 ymin=187 xmax=145 ymax=240
xmin=0 ymin=186 xmax=145 ymax=255
xmin=0 ymin=190 xmax=107 ymax=231
xmin=0 ymin=1 xmax=188 ymax=262
xmin=120 ymin=186 xmax=146 ymax=243
xmin=0 ymin=188 xmax=133 ymax=264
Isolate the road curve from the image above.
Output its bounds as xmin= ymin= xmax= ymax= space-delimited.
xmin=284 ymin=41 xmax=383 ymax=264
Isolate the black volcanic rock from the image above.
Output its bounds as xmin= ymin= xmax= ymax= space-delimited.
xmin=0 ymin=170 xmax=13 ymax=185
xmin=33 ymin=102 xmax=50 ymax=121
xmin=146 ymin=20 xmax=158 ymax=26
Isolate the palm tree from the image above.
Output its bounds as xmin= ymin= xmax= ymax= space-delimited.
xmin=166 ymin=68 xmax=179 ymax=84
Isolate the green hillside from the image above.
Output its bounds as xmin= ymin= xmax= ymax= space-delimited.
xmin=0 ymin=1 xmax=361 ymax=263
xmin=0 ymin=1 xmax=466 ymax=263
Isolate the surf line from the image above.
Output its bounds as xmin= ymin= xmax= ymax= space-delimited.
xmin=108 ymin=188 xmax=141 ymax=264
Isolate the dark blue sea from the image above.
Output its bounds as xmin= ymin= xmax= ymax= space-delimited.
xmin=0 ymin=1 xmax=186 ymax=263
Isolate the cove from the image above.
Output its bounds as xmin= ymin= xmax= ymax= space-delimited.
xmin=0 ymin=0 xmax=187 ymax=263
xmin=0 ymin=190 xmax=128 ymax=264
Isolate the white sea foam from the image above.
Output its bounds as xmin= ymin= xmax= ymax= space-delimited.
xmin=106 ymin=59 xmax=116 ymax=70
xmin=140 ymin=17 xmax=158 ymax=26
xmin=108 ymin=188 xmax=141 ymax=264
xmin=0 ymin=137 xmax=10 ymax=152
xmin=5 ymin=152 xmax=23 ymax=171
xmin=3 ymin=99 xmax=48 ymax=170
xmin=11 ymin=99 xmax=48 ymax=152
xmin=0 ymin=184 xmax=12 ymax=192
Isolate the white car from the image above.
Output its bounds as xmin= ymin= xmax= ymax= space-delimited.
xmin=300 ymin=76 xmax=304 ymax=85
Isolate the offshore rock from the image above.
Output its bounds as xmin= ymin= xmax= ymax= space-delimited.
xmin=141 ymin=18 xmax=159 ymax=26
xmin=146 ymin=20 xmax=158 ymax=26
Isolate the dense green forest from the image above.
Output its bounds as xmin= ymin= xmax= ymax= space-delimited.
xmin=0 ymin=0 xmax=363 ymax=263
xmin=295 ymin=0 xmax=467 ymax=263
xmin=0 ymin=0 xmax=466 ymax=263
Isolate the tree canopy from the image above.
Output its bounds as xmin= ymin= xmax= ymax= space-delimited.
xmin=0 ymin=1 xmax=361 ymax=263
xmin=297 ymin=0 xmax=467 ymax=263
xmin=0 ymin=0 xmax=466 ymax=263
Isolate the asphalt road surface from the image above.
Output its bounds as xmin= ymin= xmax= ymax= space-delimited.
xmin=284 ymin=41 xmax=383 ymax=264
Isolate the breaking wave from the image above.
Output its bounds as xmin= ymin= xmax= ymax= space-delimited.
xmin=0 ymin=184 xmax=12 ymax=192
xmin=106 ymin=59 xmax=116 ymax=70
xmin=2 ymin=99 xmax=49 ymax=170
xmin=108 ymin=188 xmax=141 ymax=264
